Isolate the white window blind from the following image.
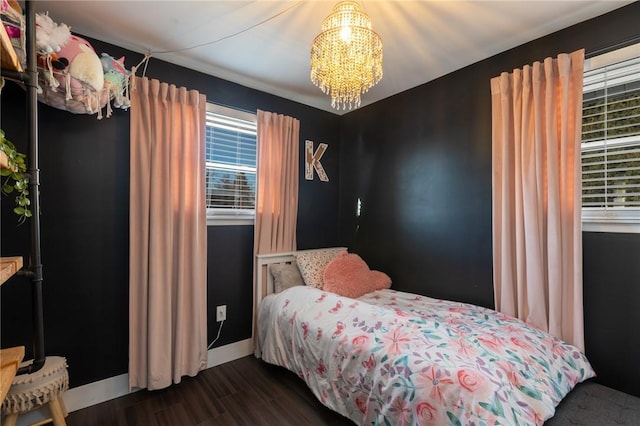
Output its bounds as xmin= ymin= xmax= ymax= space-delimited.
xmin=205 ymin=104 xmax=257 ymax=222
xmin=582 ymin=43 xmax=640 ymax=231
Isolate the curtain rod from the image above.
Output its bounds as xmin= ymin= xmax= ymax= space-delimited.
xmin=586 ymin=35 xmax=640 ymax=59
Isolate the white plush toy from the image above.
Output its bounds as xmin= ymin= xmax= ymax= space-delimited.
xmin=69 ymin=43 xmax=104 ymax=92
xmin=35 ymin=12 xmax=71 ymax=55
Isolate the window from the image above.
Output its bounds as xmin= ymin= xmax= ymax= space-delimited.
xmin=205 ymin=103 xmax=257 ymax=225
xmin=582 ymin=43 xmax=640 ymax=233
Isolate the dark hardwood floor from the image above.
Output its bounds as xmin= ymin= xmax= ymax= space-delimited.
xmin=66 ymin=356 xmax=354 ymax=425
xmin=66 ymin=355 xmax=640 ymax=425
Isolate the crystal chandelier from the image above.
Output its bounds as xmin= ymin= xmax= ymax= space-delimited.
xmin=310 ymin=1 xmax=383 ymax=110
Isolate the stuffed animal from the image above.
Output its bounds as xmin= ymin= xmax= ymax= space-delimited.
xmin=35 ymin=12 xmax=71 ymax=55
xmin=29 ymin=13 xmax=71 ymax=89
xmin=69 ymin=43 xmax=103 ymax=92
xmin=54 ymin=34 xmax=104 ymax=95
xmin=1 ymin=0 xmax=22 ymax=38
xmin=1 ymin=0 xmax=21 ymax=15
xmin=2 ymin=0 xmax=24 ymax=62
xmin=101 ymin=53 xmax=130 ymax=109
xmin=37 ymin=34 xmax=108 ymax=116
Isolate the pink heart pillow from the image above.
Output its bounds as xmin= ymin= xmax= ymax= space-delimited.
xmin=323 ymin=252 xmax=391 ymax=298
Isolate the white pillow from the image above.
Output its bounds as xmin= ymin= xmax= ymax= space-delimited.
xmin=294 ymin=248 xmax=347 ymax=289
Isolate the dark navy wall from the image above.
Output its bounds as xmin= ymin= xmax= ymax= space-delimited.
xmin=339 ymin=3 xmax=640 ymax=396
xmin=2 ymin=2 xmax=639 ymax=398
xmin=1 ymin=38 xmax=341 ymax=387
xmin=583 ymin=232 xmax=640 ymax=396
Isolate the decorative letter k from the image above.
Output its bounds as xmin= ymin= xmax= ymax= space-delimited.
xmin=305 ymin=140 xmax=329 ymax=181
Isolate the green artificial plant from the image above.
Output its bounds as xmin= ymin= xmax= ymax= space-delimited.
xmin=0 ymin=129 xmax=31 ymax=224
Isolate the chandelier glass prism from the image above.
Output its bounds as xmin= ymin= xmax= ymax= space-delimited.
xmin=310 ymin=1 xmax=383 ymax=110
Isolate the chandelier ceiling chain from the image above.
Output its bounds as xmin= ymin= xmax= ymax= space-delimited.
xmin=310 ymin=1 xmax=383 ymax=111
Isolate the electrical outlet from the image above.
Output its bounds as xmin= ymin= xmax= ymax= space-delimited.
xmin=216 ymin=305 xmax=226 ymax=322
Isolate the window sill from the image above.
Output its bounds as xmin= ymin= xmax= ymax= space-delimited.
xmin=207 ymin=216 xmax=254 ymax=226
xmin=582 ymin=221 xmax=640 ymax=233
xmin=582 ymin=209 xmax=640 ymax=233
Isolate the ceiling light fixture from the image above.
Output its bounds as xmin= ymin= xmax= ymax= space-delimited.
xmin=310 ymin=1 xmax=383 ymax=111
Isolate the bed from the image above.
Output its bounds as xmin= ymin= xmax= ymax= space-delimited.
xmin=255 ymin=248 xmax=596 ymax=425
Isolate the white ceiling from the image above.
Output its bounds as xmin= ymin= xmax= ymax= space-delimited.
xmin=38 ymin=1 xmax=633 ymax=115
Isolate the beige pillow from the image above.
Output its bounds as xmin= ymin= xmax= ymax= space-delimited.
xmin=269 ymin=262 xmax=304 ymax=293
xmin=294 ymin=248 xmax=347 ymax=289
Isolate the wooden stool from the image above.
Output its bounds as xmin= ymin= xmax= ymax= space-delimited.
xmin=1 ymin=356 xmax=68 ymax=426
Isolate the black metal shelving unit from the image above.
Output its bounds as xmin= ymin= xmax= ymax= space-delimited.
xmin=1 ymin=0 xmax=46 ymax=375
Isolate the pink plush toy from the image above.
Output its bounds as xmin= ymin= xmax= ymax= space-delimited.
xmin=54 ymin=34 xmax=104 ymax=96
xmin=37 ymin=34 xmax=109 ymax=116
xmin=323 ymin=252 xmax=391 ymax=298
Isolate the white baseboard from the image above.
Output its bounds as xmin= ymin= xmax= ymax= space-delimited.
xmin=207 ymin=337 xmax=253 ymax=369
xmin=13 ymin=339 xmax=253 ymax=426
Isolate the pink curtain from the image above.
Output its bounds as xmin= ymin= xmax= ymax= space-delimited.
xmin=253 ymin=110 xmax=300 ymax=256
xmin=129 ymin=76 xmax=208 ymax=390
xmin=252 ymin=110 xmax=299 ymax=329
xmin=491 ymin=50 xmax=585 ymax=349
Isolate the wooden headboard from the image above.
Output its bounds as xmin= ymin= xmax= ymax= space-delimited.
xmin=253 ymin=247 xmax=347 ymax=355
xmin=255 ymin=251 xmax=296 ymax=308
xmin=255 ymin=247 xmax=348 ymax=306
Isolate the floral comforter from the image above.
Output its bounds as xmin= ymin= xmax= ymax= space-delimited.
xmin=257 ymin=286 xmax=595 ymax=425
